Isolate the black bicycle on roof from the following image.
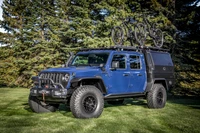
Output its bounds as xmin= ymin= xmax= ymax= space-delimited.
xmin=134 ymin=14 xmax=164 ymax=48
xmin=111 ymin=17 xmax=137 ymax=46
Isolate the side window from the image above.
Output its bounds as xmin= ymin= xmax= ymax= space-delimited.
xmin=130 ymin=55 xmax=141 ymax=69
xmin=111 ymin=54 xmax=126 ymax=69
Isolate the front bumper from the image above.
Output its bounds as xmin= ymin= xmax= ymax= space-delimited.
xmin=30 ymin=87 xmax=68 ymax=99
xmin=30 ymin=75 xmax=69 ymax=99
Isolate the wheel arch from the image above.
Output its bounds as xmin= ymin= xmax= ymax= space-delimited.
xmin=70 ymin=77 xmax=107 ymax=94
xmin=153 ymin=79 xmax=168 ymax=90
xmin=145 ymin=78 xmax=168 ymax=95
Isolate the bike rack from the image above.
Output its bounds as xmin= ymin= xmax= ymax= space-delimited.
xmin=80 ymin=45 xmax=169 ymax=52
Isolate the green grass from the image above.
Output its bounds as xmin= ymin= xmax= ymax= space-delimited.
xmin=0 ymin=88 xmax=200 ymax=133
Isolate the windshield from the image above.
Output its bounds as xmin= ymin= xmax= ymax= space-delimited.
xmin=71 ymin=53 xmax=109 ymax=66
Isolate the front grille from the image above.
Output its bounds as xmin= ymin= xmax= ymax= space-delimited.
xmin=39 ymin=72 xmax=68 ymax=88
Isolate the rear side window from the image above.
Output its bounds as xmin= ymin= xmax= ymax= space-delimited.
xmin=129 ymin=55 xmax=141 ymax=69
xmin=151 ymin=52 xmax=173 ymax=66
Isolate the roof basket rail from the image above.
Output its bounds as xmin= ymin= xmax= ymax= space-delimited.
xmin=80 ymin=45 xmax=169 ymax=52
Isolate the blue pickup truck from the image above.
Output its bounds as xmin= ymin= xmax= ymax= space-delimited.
xmin=29 ymin=46 xmax=175 ymax=118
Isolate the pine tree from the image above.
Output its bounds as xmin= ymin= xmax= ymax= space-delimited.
xmin=13 ymin=0 xmax=70 ymax=86
xmin=0 ymin=0 xmax=70 ymax=87
xmin=173 ymin=0 xmax=200 ymax=95
xmin=0 ymin=0 xmax=27 ymax=86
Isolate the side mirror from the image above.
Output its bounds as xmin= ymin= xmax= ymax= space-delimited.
xmin=99 ymin=63 xmax=105 ymax=71
xmin=111 ymin=61 xmax=119 ymax=69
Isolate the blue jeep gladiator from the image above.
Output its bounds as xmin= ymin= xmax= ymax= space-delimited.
xmin=29 ymin=46 xmax=175 ymax=118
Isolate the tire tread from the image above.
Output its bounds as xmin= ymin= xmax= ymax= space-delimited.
xmin=70 ymin=85 xmax=104 ymax=118
xmin=147 ymin=84 xmax=167 ymax=109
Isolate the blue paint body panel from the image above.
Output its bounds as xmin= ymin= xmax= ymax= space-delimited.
xmin=40 ymin=50 xmax=147 ymax=95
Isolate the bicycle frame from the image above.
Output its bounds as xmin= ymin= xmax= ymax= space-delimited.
xmin=111 ymin=17 xmax=137 ymax=46
xmin=120 ymin=19 xmax=135 ymax=46
xmin=142 ymin=15 xmax=156 ymax=39
xmin=134 ymin=13 xmax=164 ymax=48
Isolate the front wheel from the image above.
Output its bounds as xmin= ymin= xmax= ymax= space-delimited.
xmin=134 ymin=23 xmax=147 ymax=46
xmin=28 ymin=95 xmax=59 ymax=113
xmin=111 ymin=26 xmax=124 ymax=46
xmin=147 ymin=84 xmax=167 ymax=108
xmin=152 ymin=29 xmax=163 ymax=48
xmin=70 ymin=85 xmax=104 ymax=118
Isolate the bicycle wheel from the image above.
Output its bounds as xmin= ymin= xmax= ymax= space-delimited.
xmin=111 ymin=26 xmax=124 ymax=46
xmin=153 ymin=29 xmax=163 ymax=48
xmin=134 ymin=23 xmax=147 ymax=46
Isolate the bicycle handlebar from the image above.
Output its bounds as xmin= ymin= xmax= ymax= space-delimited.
xmin=119 ymin=17 xmax=137 ymax=24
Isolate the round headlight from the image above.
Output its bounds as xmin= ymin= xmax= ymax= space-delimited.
xmin=62 ymin=74 xmax=70 ymax=81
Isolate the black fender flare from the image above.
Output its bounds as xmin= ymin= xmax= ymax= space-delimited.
xmin=153 ymin=78 xmax=168 ymax=90
xmin=145 ymin=78 xmax=168 ymax=93
xmin=70 ymin=77 xmax=107 ymax=94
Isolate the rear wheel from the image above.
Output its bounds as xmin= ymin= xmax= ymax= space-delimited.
xmin=111 ymin=26 xmax=124 ymax=46
xmin=134 ymin=23 xmax=147 ymax=46
xmin=147 ymin=84 xmax=167 ymax=108
xmin=153 ymin=29 xmax=163 ymax=48
xmin=28 ymin=95 xmax=59 ymax=113
xmin=70 ymin=85 xmax=104 ymax=118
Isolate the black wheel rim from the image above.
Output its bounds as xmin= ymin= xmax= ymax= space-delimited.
xmin=157 ymin=91 xmax=164 ymax=105
xmin=82 ymin=95 xmax=97 ymax=113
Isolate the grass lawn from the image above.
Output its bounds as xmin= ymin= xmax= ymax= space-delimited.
xmin=0 ymin=88 xmax=200 ymax=133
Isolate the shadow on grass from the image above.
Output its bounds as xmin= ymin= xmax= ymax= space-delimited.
xmin=23 ymin=103 xmax=33 ymax=112
xmin=23 ymin=103 xmax=71 ymax=113
xmin=105 ymin=98 xmax=147 ymax=108
xmin=23 ymin=102 xmax=74 ymax=118
xmin=23 ymin=98 xmax=148 ymax=117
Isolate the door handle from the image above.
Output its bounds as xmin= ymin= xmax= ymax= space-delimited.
xmin=137 ymin=73 xmax=142 ymax=76
xmin=123 ymin=72 xmax=130 ymax=76
xmin=123 ymin=74 xmax=129 ymax=76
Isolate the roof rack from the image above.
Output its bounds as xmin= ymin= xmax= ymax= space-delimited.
xmin=80 ymin=45 xmax=169 ymax=52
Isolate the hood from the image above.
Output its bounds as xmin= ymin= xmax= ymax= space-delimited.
xmin=41 ymin=66 xmax=102 ymax=77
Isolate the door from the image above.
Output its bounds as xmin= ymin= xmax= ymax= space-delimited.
xmin=128 ymin=54 xmax=146 ymax=93
xmin=108 ymin=54 xmax=130 ymax=94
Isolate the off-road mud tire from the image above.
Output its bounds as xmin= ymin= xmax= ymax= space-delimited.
xmin=147 ymin=84 xmax=167 ymax=108
xmin=70 ymin=85 xmax=104 ymax=118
